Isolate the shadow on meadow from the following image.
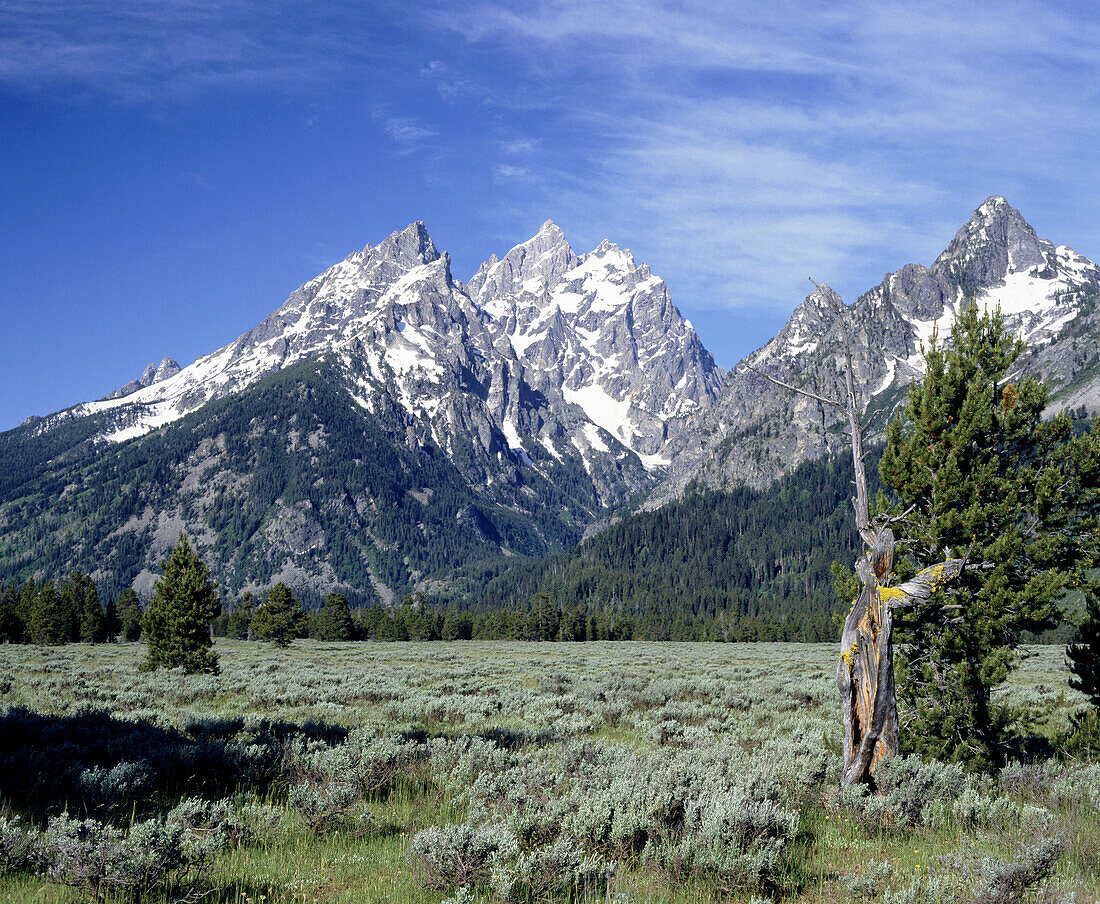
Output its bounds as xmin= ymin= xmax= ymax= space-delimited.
xmin=0 ymin=705 xmax=350 ymax=825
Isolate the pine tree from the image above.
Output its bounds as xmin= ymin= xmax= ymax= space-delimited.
xmin=116 ymin=588 xmax=143 ymax=642
xmin=252 ymin=582 xmax=306 ymax=646
xmin=0 ymin=582 xmax=23 ymax=643
xmin=1068 ymin=582 xmax=1100 ymax=707
xmin=141 ymin=535 xmax=220 ymax=673
xmin=880 ymin=303 xmax=1100 ymax=768
xmin=16 ymin=579 xmax=37 ymax=640
xmin=29 ymin=580 xmax=71 ymax=645
xmin=227 ymin=592 xmax=256 ymax=640
xmin=314 ymin=592 xmax=355 ymax=641
xmin=68 ymin=571 xmax=107 ymax=644
xmin=103 ymin=594 xmax=121 ymax=642
xmin=529 ymin=592 xmax=560 ymax=641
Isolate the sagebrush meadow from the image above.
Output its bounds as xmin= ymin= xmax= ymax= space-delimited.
xmin=0 ymin=640 xmax=1096 ymax=903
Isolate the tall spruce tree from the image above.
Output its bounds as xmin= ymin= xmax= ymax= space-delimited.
xmin=141 ymin=535 xmax=220 ymax=673
xmin=880 ymin=303 xmax=1100 ymax=769
xmin=314 ymin=592 xmax=355 ymax=641
xmin=68 ymin=571 xmax=107 ymax=644
xmin=252 ymin=583 xmax=306 ymax=646
xmin=115 ymin=588 xmax=143 ymax=642
xmin=1068 ymin=582 xmax=1100 ymax=707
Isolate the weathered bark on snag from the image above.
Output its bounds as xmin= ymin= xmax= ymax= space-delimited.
xmin=750 ymin=281 xmax=965 ymax=787
xmin=836 ymin=550 xmax=965 ymax=787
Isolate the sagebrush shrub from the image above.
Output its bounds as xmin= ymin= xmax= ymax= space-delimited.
xmin=411 ymin=823 xmax=518 ymax=890
xmin=0 ymin=815 xmax=43 ymax=872
xmin=43 ymin=811 xmax=219 ymax=899
xmin=287 ymin=780 xmax=359 ymax=834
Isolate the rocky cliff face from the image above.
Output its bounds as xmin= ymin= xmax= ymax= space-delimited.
xmin=27 ymin=221 xmax=720 ymax=511
xmin=104 ymin=356 xmax=181 ymax=400
xmin=656 ymin=196 xmax=1100 ymax=500
xmin=5 ymin=198 xmax=1098 ymax=597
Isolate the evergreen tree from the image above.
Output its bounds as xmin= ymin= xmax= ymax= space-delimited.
xmin=440 ymin=606 xmax=472 ymax=640
xmin=103 ymin=593 xmax=122 ymax=642
xmin=68 ymin=571 xmax=107 ymax=644
xmin=314 ymin=592 xmax=355 ymax=640
xmin=0 ymin=582 xmax=23 ymax=643
xmin=227 ymin=592 xmax=256 ymax=640
xmin=29 ymin=581 xmax=71 ymax=645
xmin=358 ymin=603 xmax=386 ymax=640
xmin=1068 ymin=582 xmax=1100 ymax=707
xmin=16 ymin=579 xmax=37 ymax=640
xmin=141 ymin=535 xmax=220 ymax=673
xmin=880 ymin=303 xmax=1100 ymax=768
xmin=252 ymin=582 xmax=307 ymax=646
xmin=116 ymin=588 xmax=143 ymax=642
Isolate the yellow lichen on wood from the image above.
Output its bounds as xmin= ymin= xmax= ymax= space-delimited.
xmin=879 ymin=585 xmax=906 ymax=604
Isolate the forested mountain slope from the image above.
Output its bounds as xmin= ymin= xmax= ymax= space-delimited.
xmin=443 ymin=450 xmax=882 ymax=640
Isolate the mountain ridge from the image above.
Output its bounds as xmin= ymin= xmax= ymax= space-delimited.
xmin=3 ymin=198 xmax=1099 ymax=604
xmin=654 ymin=195 xmax=1100 ymax=500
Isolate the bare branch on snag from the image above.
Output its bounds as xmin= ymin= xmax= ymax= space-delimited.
xmin=742 ymin=363 xmax=842 ymax=409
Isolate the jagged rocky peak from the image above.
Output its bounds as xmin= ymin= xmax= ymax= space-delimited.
xmin=468 ymin=220 xmax=578 ymax=305
xmin=104 ymin=356 xmax=182 ymax=400
xmin=374 ymin=220 xmax=440 ymax=268
xmin=935 ymin=195 xmax=1049 ymax=288
xmin=321 ymin=221 xmax=443 ymax=294
xmin=154 ymin=356 xmax=182 ymax=382
xmin=757 ymin=284 xmax=841 ymax=362
xmin=581 ymin=238 xmax=636 ymax=270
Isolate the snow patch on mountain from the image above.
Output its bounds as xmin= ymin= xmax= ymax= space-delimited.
xmin=42 ymin=219 xmax=718 ymax=515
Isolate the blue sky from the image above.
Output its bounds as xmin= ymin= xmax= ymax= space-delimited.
xmin=3 ymin=0 xmax=1099 ymax=430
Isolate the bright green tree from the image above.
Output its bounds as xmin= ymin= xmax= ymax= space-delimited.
xmin=252 ymin=583 xmax=307 ymax=646
xmin=313 ymin=592 xmax=355 ymax=641
xmin=880 ymin=303 xmax=1100 ymax=768
xmin=141 ymin=535 xmax=220 ymax=673
xmin=1068 ymin=582 xmax=1100 ymax=707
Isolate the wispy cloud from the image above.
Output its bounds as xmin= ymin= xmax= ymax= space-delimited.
xmin=433 ymin=0 xmax=1100 ymax=313
xmin=6 ymin=0 xmax=1098 ymax=329
xmin=502 ymin=138 xmax=539 ymax=155
xmin=373 ymin=111 xmax=438 ymax=154
xmin=0 ymin=0 xmax=370 ymax=102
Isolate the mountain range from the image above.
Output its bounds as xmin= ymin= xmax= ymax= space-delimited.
xmin=1 ymin=197 xmax=1097 ymax=605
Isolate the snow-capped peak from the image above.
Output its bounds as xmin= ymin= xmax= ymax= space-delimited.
xmin=43 ymin=219 xmax=719 ymax=506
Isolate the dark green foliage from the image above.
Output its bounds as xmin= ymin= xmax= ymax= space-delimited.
xmin=251 ymin=583 xmax=306 ymax=646
xmin=103 ymin=593 xmax=121 ymax=642
xmin=444 ymin=451 xmax=875 ymax=642
xmin=68 ymin=570 xmax=107 ymax=644
xmin=0 ymin=582 xmax=20 ymax=642
xmin=115 ymin=588 xmax=142 ymax=642
xmin=1068 ymin=582 xmax=1100 ymax=707
xmin=0 ymin=358 xmax=600 ymax=603
xmin=880 ymin=303 xmax=1100 ymax=769
xmin=440 ymin=607 xmax=472 ymax=640
xmin=0 ymin=573 xmax=116 ymax=644
xmin=29 ymin=580 xmax=74 ymax=645
xmin=226 ymin=592 xmax=255 ymax=640
xmin=313 ymin=592 xmax=355 ymax=641
xmin=140 ymin=535 xmax=220 ymax=674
